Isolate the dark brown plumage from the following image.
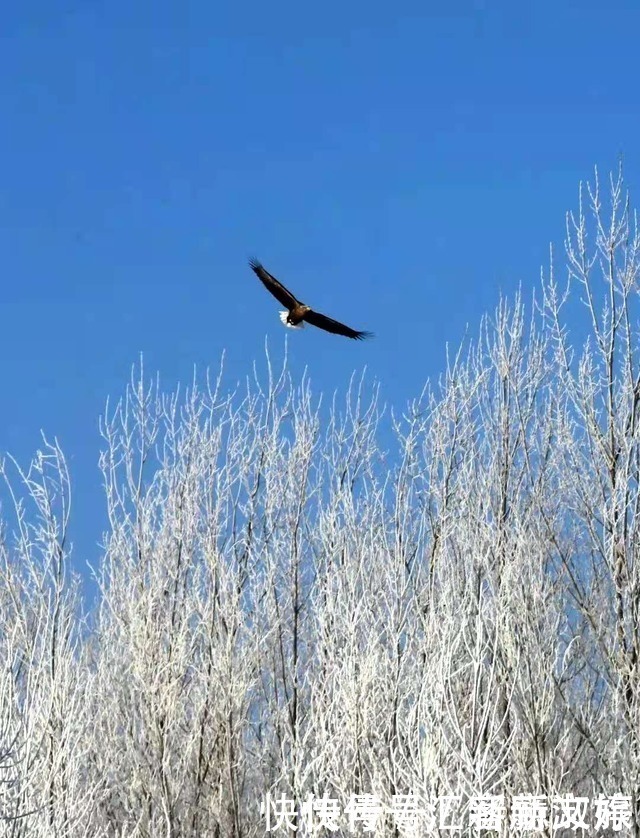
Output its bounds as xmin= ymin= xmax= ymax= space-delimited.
xmin=249 ymin=259 xmax=373 ymax=341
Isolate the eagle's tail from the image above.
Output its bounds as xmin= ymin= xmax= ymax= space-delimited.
xmin=279 ymin=311 xmax=304 ymax=329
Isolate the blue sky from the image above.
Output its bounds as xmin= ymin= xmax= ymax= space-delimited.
xmin=2 ymin=0 xmax=640 ymax=577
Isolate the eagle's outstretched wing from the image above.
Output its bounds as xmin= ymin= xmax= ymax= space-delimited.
xmin=304 ymin=309 xmax=373 ymax=341
xmin=249 ymin=259 xmax=299 ymax=309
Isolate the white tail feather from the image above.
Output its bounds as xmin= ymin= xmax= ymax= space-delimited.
xmin=279 ymin=311 xmax=304 ymax=329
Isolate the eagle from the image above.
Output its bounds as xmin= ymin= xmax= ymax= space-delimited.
xmin=249 ymin=259 xmax=373 ymax=341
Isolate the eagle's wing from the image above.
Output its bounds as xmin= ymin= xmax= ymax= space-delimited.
xmin=304 ymin=309 xmax=373 ymax=340
xmin=249 ymin=259 xmax=299 ymax=309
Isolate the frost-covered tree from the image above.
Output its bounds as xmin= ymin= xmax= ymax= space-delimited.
xmin=1 ymin=167 xmax=639 ymax=836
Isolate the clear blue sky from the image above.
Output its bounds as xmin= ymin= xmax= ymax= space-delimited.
xmin=2 ymin=0 xmax=639 ymax=576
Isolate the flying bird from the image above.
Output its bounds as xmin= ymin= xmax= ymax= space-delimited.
xmin=249 ymin=259 xmax=373 ymax=340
